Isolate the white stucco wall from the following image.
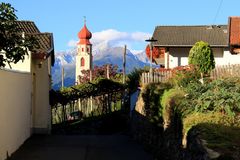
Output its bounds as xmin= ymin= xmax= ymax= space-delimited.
xmin=4 ymin=53 xmax=31 ymax=72
xmin=168 ymin=48 xmax=190 ymax=68
xmin=215 ymin=49 xmax=240 ymax=66
xmin=0 ymin=69 xmax=32 ymax=160
xmin=167 ymin=47 xmax=240 ymax=68
xmin=164 ymin=52 xmax=169 ymax=68
xmin=31 ymin=59 xmax=51 ymax=134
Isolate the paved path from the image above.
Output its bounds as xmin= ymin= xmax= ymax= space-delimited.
xmin=9 ymin=134 xmax=153 ymax=160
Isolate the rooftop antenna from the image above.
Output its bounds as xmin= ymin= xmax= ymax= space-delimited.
xmin=213 ymin=0 xmax=223 ymax=24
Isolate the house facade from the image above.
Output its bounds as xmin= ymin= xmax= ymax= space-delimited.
xmin=0 ymin=21 xmax=54 ymax=159
xmin=8 ymin=21 xmax=55 ymax=134
xmin=149 ymin=17 xmax=240 ymax=68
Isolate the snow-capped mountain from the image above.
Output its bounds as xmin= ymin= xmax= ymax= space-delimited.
xmin=52 ymin=47 xmax=151 ymax=90
xmin=52 ymin=49 xmax=76 ymax=89
xmin=93 ymin=47 xmax=148 ymax=71
xmin=133 ymin=50 xmax=151 ymax=64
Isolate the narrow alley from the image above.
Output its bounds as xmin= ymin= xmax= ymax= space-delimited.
xmin=9 ymin=134 xmax=153 ymax=160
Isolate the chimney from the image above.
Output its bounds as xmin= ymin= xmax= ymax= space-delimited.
xmin=229 ymin=16 xmax=240 ymax=54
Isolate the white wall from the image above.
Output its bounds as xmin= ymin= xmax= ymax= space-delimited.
xmin=167 ymin=47 xmax=240 ymax=68
xmin=31 ymin=59 xmax=51 ymax=134
xmin=215 ymin=49 xmax=240 ymax=66
xmin=0 ymin=69 xmax=32 ymax=160
xmin=4 ymin=53 xmax=31 ymax=72
xmin=168 ymin=48 xmax=190 ymax=68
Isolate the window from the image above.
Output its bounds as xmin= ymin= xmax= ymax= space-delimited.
xmin=87 ymin=47 xmax=89 ymax=52
xmin=82 ymin=48 xmax=84 ymax=52
xmin=81 ymin=57 xmax=85 ymax=67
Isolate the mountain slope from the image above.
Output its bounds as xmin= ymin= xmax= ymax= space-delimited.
xmin=52 ymin=47 xmax=150 ymax=90
xmin=93 ymin=47 xmax=147 ymax=72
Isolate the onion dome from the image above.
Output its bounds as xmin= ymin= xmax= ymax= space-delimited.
xmin=78 ymin=24 xmax=92 ymax=45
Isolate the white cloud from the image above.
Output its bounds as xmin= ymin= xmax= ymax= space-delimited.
xmin=67 ymin=29 xmax=151 ymax=52
xmin=131 ymin=32 xmax=151 ymax=41
xmin=92 ymin=29 xmax=128 ymax=43
xmin=67 ymin=39 xmax=78 ymax=47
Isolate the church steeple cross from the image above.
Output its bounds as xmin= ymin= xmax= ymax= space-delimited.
xmin=84 ymin=16 xmax=86 ymax=25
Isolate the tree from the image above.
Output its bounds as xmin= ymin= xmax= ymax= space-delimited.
xmin=188 ymin=41 xmax=215 ymax=78
xmin=0 ymin=3 xmax=37 ymax=68
xmin=79 ymin=64 xmax=120 ymax=83
xmin=126 ymin=68 xmax=143 ymax=94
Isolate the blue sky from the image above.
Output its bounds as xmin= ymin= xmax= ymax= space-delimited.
xmin=2 ymin=0 xmax=240 ymax=52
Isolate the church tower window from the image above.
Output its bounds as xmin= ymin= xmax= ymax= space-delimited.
xmin=81 ymin=57 xmax=85 ymax=66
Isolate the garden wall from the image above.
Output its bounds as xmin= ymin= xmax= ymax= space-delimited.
xmin=131 ymin=110 xmax=185 ymax=159
xmin=0 ymin=69 xmax=32 ymax=160
xmin=131 ymin=83 xmax=210 ymax=160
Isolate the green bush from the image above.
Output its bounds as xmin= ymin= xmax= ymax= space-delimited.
xmin=55 ymin=78 xmax=125 ymax=105
xmin=188 ymin=41 xmax=215 ymax=74
xmin=183 ymin=112 xmax=240 ymax=157
xmin=141 ymin=82 xmax=172 ymax=125
xmin=126 ymin=68 xmax=143 ymax=94
xmin=183 ymin=77 xmax=240 ymax=117
xmin=161 ymin=88 xmax=186 ymax=120
xmin=183 ymin=112 xmax=240 ymax=134
xmin=169 ymin=65 xmax=200 ymax=88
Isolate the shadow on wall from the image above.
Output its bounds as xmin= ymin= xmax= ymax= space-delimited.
xmin=131 ymin=110 xmax=183 ymax=160
xmin=178 ymin=56 xmax=181 ymax=66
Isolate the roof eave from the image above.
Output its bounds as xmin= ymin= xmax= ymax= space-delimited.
xmin=153 ymin=44 xmax=228 ymax=48
xmin=45 ymin=33 xmax=55 ymax=66
xmin=31 ymin=33 xmax=55 ymax=66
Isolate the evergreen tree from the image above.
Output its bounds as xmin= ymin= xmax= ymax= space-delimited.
xmin=188 ymin=41 xmax=215 ymax=78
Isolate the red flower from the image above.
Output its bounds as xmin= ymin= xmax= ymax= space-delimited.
xmin=145 ymin=45 xmax=165 ymax=62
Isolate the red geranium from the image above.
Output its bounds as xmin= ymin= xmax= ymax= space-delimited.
xmin=145 ymin=45 xmax=165 ymax=62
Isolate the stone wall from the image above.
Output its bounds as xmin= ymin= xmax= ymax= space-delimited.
xmin=131 ymin=110 xmax=183 ymax=160
xmin=131 ymin=86 xmax=211 ymax=160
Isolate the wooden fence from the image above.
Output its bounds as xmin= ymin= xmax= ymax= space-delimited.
xmin=51 ymin=90 xmax=126 ymax=124
xmin=141 ymin=64 xmax=240 ymax=85
xmin=141 ymin=71 xmax=172 ymax=85
xmin=210 ymin=64 xmax=240 ymax=80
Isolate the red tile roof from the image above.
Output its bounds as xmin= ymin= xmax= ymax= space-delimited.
xmin=229 ymin=17 xmax=240 ymax=46
xmin=78 ymin=24 xmax=92 ymax=45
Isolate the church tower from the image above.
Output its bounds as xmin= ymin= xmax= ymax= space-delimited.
xmin=76 ymin=20 xmax=92 ymax=84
